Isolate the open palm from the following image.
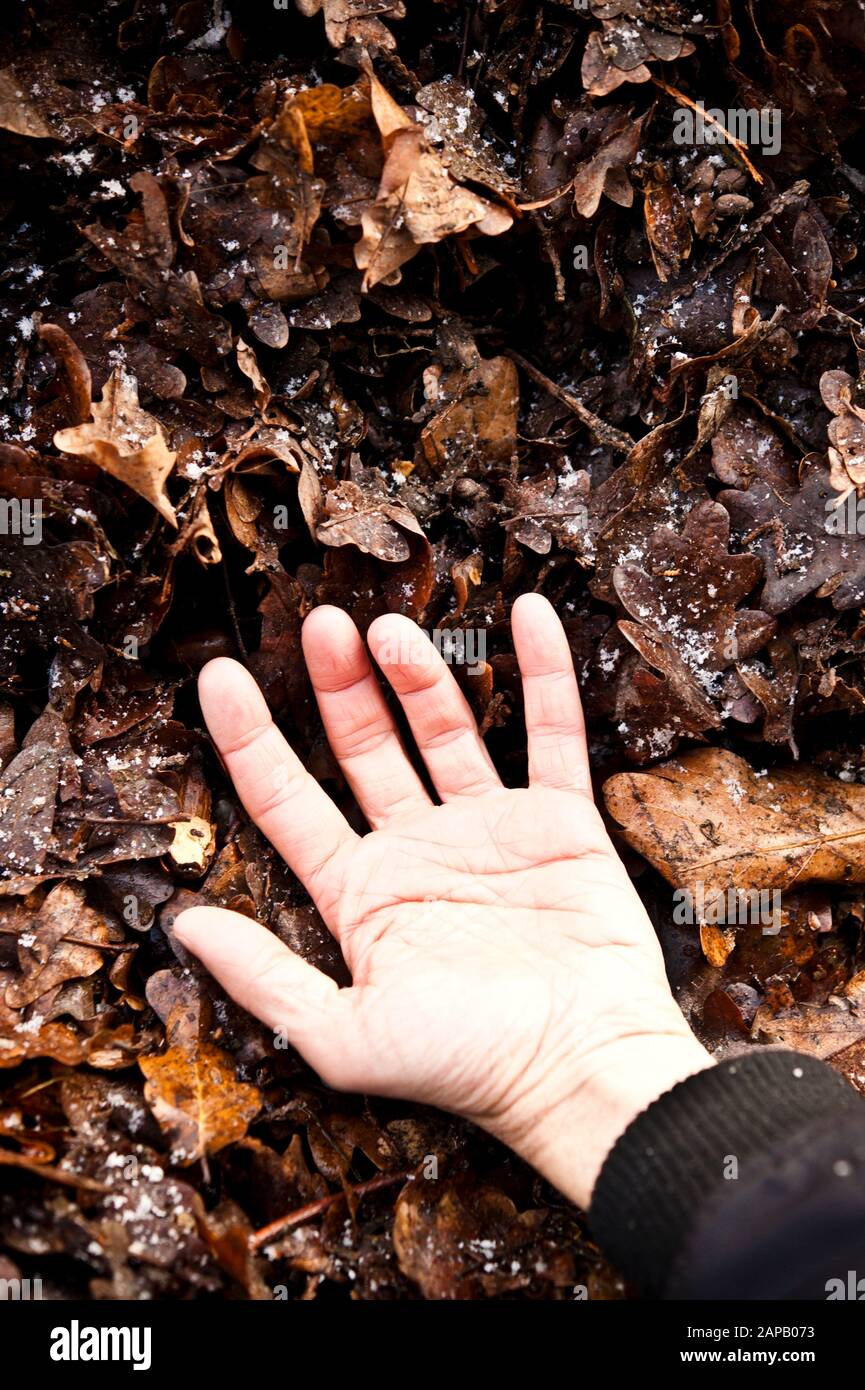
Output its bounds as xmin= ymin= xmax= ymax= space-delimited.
xmin=176 ymin=596 xmax=708 ymax=1204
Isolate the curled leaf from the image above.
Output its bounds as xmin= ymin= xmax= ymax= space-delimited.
xmin=54 ymin=369 xmax=178 ymax=525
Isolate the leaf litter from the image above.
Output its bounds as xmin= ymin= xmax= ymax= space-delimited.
xmin=1 ymin=0 xmax=865 ymax=1300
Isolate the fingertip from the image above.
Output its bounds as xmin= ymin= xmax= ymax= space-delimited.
xmin=173 ymin=904 xmax=264 ymax=960
xmin=366 ymin=610 xmax=405 ymax=644
xmin=199 ymin=654 xmax=242 ymax=694
xmin=303 ymin=607 xmax=372 ymax=694
xmin=197 ymin=658 xmax=269 ymax=748
xmin=170 ymin=905 xmax=342 ymax=1041
xmin=511 ymin=593 xmax=571 ymax=672
xmin=172 ymin=904 xmax=212 ymax=948
xmin=511 ymin=592 xmax=557 ymax=630
xmin=301 ymin=604 xmax=354 ymax=648
xmin=367 ymin=612 xmax=429 ymax=672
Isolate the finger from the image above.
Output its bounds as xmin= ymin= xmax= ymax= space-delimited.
xmin=511 ymin=593 xmax=592 ymax=795
xmin=301 ymin=606 xmax=432 ymax=828
xmin=198 ymin=658 xmax=357 ymax=914
xmin=174 ymin=906 xmax=361 ymax=1091
xmin=367 ymin=614 xmax=502 ymax=800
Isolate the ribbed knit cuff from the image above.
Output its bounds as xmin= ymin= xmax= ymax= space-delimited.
xmin=588 ymin=1049 xmax=861 ymax=1296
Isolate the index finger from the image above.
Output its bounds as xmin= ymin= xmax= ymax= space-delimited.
xmin=198 ymin=658 xmax=357 ymax=919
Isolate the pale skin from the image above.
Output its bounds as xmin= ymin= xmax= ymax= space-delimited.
xmin=175 ymin=594 xmax=713 ymax=1208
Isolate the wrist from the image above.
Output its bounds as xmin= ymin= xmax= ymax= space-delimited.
xmin=497 ymin=1026 xmax=714 ymax=1209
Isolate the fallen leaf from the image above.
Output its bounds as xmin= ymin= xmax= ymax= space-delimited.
xmin=820 ymin=368 xmax=865 ymax=493
xmin=315 ymin=462 xmax=427 ymax=562
xmin=572 ymin=113 xmax=644 ymax=218
xmin=54 ymin=369 xmax=178 ymax=525
xmin=5 ymin=882 xmax=119 ymax=1008
xmin=296 ymin=0 xmax=405 ymax=51
xmin=140 ymin=1003 xmax=262 ymax=1166
xmin=604 ymin=747 xmax=865 ymax=901
xmin=721 ymin=459 xmax=865 ymax=613
xmin=752 ymin=971 xmax=865 ymax=1060
xmin=0 ymin=744 xmax=59 ymax=882
xmin=0 ymin=66 xmax=57 ymax=138
xmin=420 ymin=355 xmax=519 ymax=477
xmin=355 ymin=74 xmax=512 ymax=290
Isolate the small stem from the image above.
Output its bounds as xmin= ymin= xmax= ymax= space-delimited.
xmin=249 ymin=1170 xmax=412 ymax=1251
xmin=651 ymin=78 xmax=765 ymax=186
xmin=506 ymin=350 xmax=635 ymax=456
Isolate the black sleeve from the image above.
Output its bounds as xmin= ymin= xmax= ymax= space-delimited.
xmin=588 ymin=1049 xmax=865 ymax=1299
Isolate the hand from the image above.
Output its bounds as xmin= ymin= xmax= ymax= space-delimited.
xmin=175 ymin=595 xmax=711 ymax=1207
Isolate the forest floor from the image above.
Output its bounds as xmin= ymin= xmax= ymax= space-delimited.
xmin=2 ymin=0 xmax=865 ymax=1300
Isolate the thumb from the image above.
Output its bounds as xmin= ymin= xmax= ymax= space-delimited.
xmin=173 ymin=906 xmax=361 ymax=1090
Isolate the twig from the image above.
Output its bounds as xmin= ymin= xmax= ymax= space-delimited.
xmin=457 ymin=0 xmax=474 ymax=81
xmin=0 ymin=925 xmax=135 ymax=954
xmin=249 ymin=1170 xmax=412 ymax=1251
xmin=651 ymin=78 xmax=764 ymax=185
xmin=652 ymin=179 xmax=810 ymax=312
xmin=222 ymin=561 xmax=248 ymax=663
xmin=0 ymin=1149 xmax=110 ymax=1192
xmin=505 ymin=350 xmax=635 ymax=456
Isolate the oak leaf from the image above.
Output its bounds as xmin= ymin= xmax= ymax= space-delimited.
xmin=54 ymin=369 xmax=178 ymax=525
xmin=355 ymin=74 xmax=512 ymax=290
xmin=5 ymin=882 xmax=120 ymax=1009
xmin=572 ymin=113 xmax=644 ymax=219
xmin=296 ymin=0 xmax=405 ymax=51
xmin=0 ymin=66 xmax=58 ymax=138
xmin=820 ymin=369 xmax=865 ymax=494
xmin=140 ymin=1003 xmax=262 ymax=1166
xmin=720 ymin=459 xmax=865 ymax=613
xmin=604 ymin=747 xmax=865 ymax=902
xmin=603 ymin=500 xmax=774 ymax=761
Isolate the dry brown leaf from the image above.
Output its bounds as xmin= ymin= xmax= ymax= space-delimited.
xmin=643 ymin=160 xmax=692 ymax=282
xmin=604 ymin=747 xmax=865 ymax=902
xmin=420 ymin=355 xmax=519 ymax=475
xmin=700 ymin=922 xmax=736 ymax=966
xmin=0 ymin=66 xmax=57 ymax=138
xmin=54 ymin=369 xmax=178 ymax=525
xmin=236 ymin=338 xmax=272 ymax=412
xmin=296 ymin=0 xmax=405 ymax=51
xmin=4 ymin=882 xmax=119 ymax=1009
xmin=820 ymin=368 xmax=865 ymax=494
xmin=168 ymin=487 xmax=223 ymax=568
xmin=316 ymin=478 xmax=425 ymax=560
xmin=752 ymin=972 xmax=865 ymax=1060
xmin=0 ymin=744 xmax=59 ymax=882
xmin=140 ymin=1003 xmax=262 ymax=1166
xmin=355 ymin=74 xmax=512 ymax=290
xmin=582 ymin=29 xmax=653 ymax=97
xmin=572 ymin=114 xmax=644 ymax=219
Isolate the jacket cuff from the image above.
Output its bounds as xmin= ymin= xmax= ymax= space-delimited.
xmin=588 ymin=1049 xmax=860 ymax=1296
